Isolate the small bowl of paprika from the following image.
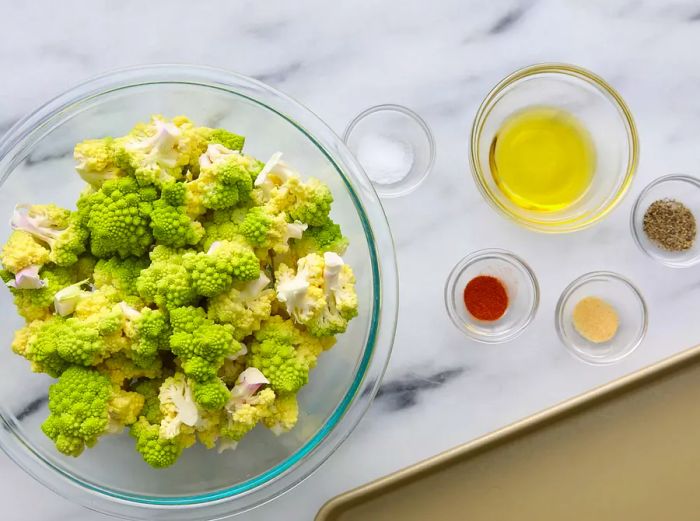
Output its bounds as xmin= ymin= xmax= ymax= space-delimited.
xmin=444 ymin=249 xmax=540 ymax=343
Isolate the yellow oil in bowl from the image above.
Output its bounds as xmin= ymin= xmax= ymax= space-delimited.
xmin=489 ymin=106 xmax=595 ymax=212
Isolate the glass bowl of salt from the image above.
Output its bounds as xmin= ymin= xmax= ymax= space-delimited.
xmin=344 ymin=104 xmax=435 ymax=198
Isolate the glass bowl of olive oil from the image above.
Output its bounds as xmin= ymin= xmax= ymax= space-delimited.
xmin=470 ymin=64 xmax=639 ymax=233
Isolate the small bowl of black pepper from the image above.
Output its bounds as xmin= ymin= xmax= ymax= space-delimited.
xmin=631 ymin=174 xmax=700 ymax=268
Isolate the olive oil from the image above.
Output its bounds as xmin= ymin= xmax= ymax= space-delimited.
xmin=489 ymin=106 xmax=595 ymax=212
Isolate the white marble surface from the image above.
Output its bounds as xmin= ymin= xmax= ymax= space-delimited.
xmin=4 ymin=0 xmax=700 ymax=519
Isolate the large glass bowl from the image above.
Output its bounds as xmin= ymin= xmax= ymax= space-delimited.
xmin=0 ymin=65 xmax=398 ymax=520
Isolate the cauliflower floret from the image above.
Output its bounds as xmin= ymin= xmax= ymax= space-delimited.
xmin=275 ymin=252 xmax=358 ymax=337
xmin=9 ymin=204 xmax=87 ymax=267
xmin=74 ymin=137 xmax=124 ymax=188
xmin=114 ymin=115 xmax=191 ymax=187
xmin=208 ymin=273 xmax=275 ymax=340
xmin=275 ymin=253 xmax=326 ymax=323
xmin=158 ymin=373 xmax=200 ymax=440
xmin=0 ymin=231 xmax=50 ymax=274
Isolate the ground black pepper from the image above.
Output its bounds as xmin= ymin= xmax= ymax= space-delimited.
xmin=642 ymin=199 xmax=696 ymax=252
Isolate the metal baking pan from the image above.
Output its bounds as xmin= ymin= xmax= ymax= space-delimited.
xmin=316 ymin=345 xmax=700 ymax=520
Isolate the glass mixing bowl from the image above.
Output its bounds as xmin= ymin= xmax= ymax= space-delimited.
xmin=470 ymin=63 xmax=639 ymax=233
xmin=0 ymin=65 xmax=398 ymax=520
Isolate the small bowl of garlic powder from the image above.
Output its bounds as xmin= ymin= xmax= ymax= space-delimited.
xmin=555 ymin=271 xmax=648 ymax=365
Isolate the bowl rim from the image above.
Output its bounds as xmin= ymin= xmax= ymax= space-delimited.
xmin=629 ymin=173 xmax=700 ymax=268
xmin=443 ymin=248 xmax=540 ymax=344
xmin=555 ymin=271 xmax=648 ymax=365
xmin=469 ymin=62 xmax=640 ymax=233
xmin=343 ymin=103 xmax=436 ymax=198
xmin=0 ymin=64 xmax=399 ymax=519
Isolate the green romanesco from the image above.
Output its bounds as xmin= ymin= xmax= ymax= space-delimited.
xmin=239 ymin=205 xmax=308 ymax=255
xmin=253 ymin=154 xmax=333 ymax=226
xmin=78 ymin=177 xmax=157 ymax=258
xmin=292 ymin=217 xmax=349 ymax=258
xmin=132 ymin=378 xmax=164 ymax=425
xmin=74 ymin=137 xmax=124 ymax=188
xmin=199 ymin=207 xmax=248 ymax=250
xmin=185 ymin=144 xmax=261 ymax=216
xmin=120 ymin=303 xmax=170 ymax=367
xmin=130 ymin=416 xmax=193 ymax=469
xmin=42 ymin=366 xmax=142 ymax=456
xmin=247 ymin=319 xmax=310 ymax=395
xmin=182 ymin=238 xmax=259 ymax=297
xmin=168 ymin=307 xmax=238 ymax=394
xmin=136 ymin=246 xmax=196 ymax=308
xmin=93 ymin=256 xmax=149 ymax=303
xmin=150 ymin=182 xmax=204 ymax=247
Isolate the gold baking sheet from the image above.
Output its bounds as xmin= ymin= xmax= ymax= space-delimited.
xmin=316 ymin=345 xmax=700 ymax=521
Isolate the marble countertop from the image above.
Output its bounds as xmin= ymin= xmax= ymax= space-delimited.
xmin=4 ymin=0 xmax=700 ymax=519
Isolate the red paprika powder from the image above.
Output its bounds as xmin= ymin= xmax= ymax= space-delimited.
xmin=463 ymin=275 xmax=508 ymax=321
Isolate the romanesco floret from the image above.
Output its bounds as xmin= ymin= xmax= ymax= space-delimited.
xmin=93 ymin=256 xmax=149 ymax=303
xmin=136 ymin=246 xmax=196 ymax=308
xmin=185 ymin=144 xmax=261 ymax=216
xmin=239 ymin=205 xmax=308 ymax=255
xmin=150 ymin=182 xmax=204 ymax=247
xmin=169 ymin=307 xmax=238 ymax=397
xmin=292 ymin=217 xmax=349 ymax=258
xmin=74 ymin=137 xmax=124 ymax=188
xmin=1 ymin=118 xmax=359 ymax=467
xmin=183 ymin=238 xmax=259 ymax=297
xmin=130 ymin=416 xmax=192 ymax=469
xmin=120 ymin=303 xmax=170 ymax=367
xmin=97 ymin=352 xmax=162 ymax=386
xmin=220 ymin=387 xmax=275 ymax=445
xmin=199 ymin=207 xmax=249 ymax=250
xmin=42 ymin=366 xmax=141 ymax=456
xmin=247 ymin=320 xmax=309 ymax=395
xmin=132 ymin=378 xmax=164 ymax=425
xmin=79 ymin=177 xmax=157 ymax=258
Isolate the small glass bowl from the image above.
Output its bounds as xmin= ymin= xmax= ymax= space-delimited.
xmin=556 ymin=272 xmax=648 ymax=365
xmin=470 ymin=63 xmax=639 ymax=233
xmin=630 ymin=174 xmax=700 ymax=268
xmin=444 ymin=249 xmax=539 ymax=343
xmin=344 ymin=104 xmax=435 ymax=198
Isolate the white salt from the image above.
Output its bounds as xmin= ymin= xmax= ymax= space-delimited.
xmin=356 ymin=133 xmax=414 ymax=185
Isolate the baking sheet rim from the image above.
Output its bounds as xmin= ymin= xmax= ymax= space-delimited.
xmin=316 ymin=344 xmax=700 ymax=519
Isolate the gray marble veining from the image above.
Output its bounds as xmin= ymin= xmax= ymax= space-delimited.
xmin=3 ymin=0 xmax=700 ymax=519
